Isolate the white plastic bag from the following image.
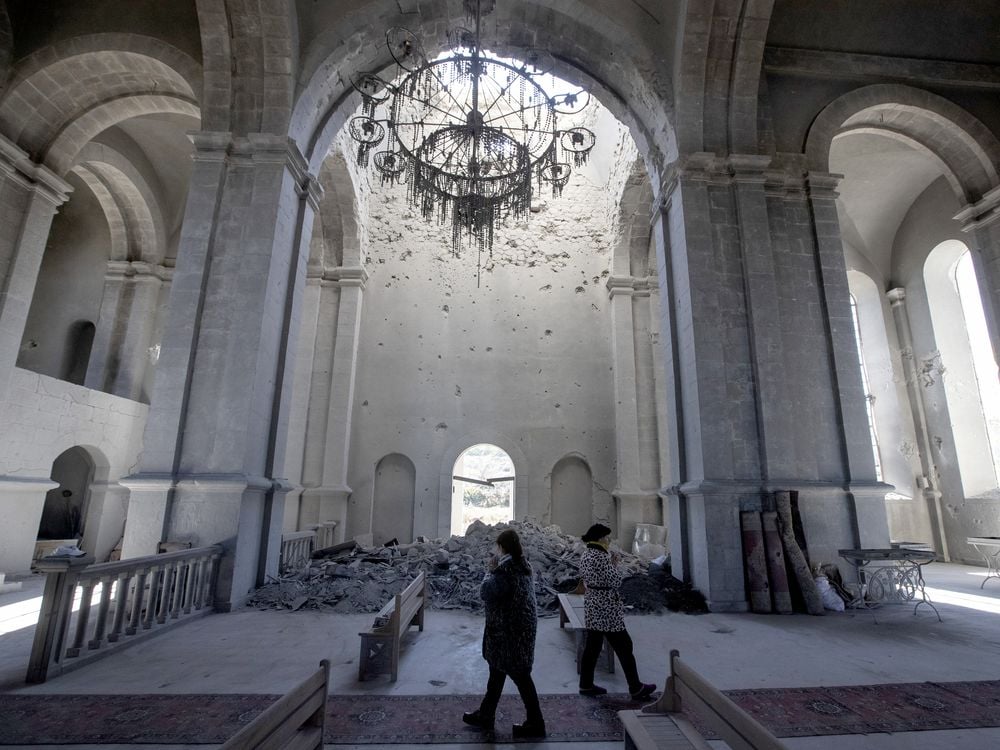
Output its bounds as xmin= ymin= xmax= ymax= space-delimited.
xmin=814 ymin=575 xmax=845 ymax=612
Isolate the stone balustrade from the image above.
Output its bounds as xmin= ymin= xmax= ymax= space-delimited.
xmin=26 ymin=545 xmax=223 ymax=683
xmin=312 ymin=521 xmax=338 ymax=550
xmin=280 ymin=531 xmax=316 ymax=574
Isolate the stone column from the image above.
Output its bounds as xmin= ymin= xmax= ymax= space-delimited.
xmin=85 ymin=260 xmax=129 ymax=393
xmin=113 ymin=262 xmax=169 ymax=402
xmin=805 ymin=171 xmax=890 ymax=551
xmin=86 ymin=261 xmax=169 ymax=400
xmin=652 ymin=154 xmax=890 ymax=610
xmin=887 ymin=288 xmax=949 ymax=559
xmin=0 ymin=135 xmax=72 ymax=407
xmin=302 ymin=266 xmax=367 ymax=542
xmin=122 ymin=133 xmax=320 ymax=609
xmin=653 ymin=154 xmax=755 ymax=609
xmin=607 ymin=275 xmax=642 ymax=544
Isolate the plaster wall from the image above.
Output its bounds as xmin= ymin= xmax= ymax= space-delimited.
xmin=339 ymin=103 xmax=637 ymax=542
xmin=0 ymin=367 xmax=147 ymax=573
xmin=17 ymin=175 xmax=109 ymax=381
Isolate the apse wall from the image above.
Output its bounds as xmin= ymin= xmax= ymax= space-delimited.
xmin=342 ymin=104 xmax=639 ymax=540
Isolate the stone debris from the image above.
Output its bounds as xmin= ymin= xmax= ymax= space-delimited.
xmin=249 ymin=520 xmax=704 ymax=616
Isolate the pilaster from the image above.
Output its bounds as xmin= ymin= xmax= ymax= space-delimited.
xmin=122 ymin=132 xmax=321 ymax=607
xmin=0 ymin=135 xmax=72 ymax=407
xmin=887 ymin=288 xmax=949 ymax=559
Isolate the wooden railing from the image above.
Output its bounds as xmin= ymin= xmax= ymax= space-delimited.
xmin=280 ymin=531 xmax=315 ymax=574
xmin=26 ymin=545 xmax=223 ymax=683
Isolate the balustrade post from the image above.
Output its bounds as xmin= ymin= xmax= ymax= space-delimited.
xmin=184 ymin=560 xmax=201 ymax=615
xmin=143 ymin=569 xmax=160 ymax=629
xmin=26 ymin=556 xmax=92 ymax=683
xmin=126 ymin=570 xmax=148 ymax=636
xmin=65 ymin=580 xmax=95 ymax=658
xmin=156 ymin=563 xmax=174 ymax=624
xmin=107 ymin=573 xmax=130 ymax=642
xmin=170 ymin=564 xmax=185 ymax=618
xmin=87 ymin=578 xmax=114 ymax=649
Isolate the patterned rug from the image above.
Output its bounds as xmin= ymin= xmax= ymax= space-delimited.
xmin=1 ymin=681 xmax=999 ymax=744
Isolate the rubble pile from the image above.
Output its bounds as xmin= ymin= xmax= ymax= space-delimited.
xmin=249 ymin=520 xmax=702 ymax=616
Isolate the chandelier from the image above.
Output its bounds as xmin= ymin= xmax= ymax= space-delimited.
xmin=349 ymin=0 xmax=595 ymax=259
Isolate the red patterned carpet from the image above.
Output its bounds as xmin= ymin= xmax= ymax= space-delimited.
xmin=0 ymin=682 xmax=999 ymax=744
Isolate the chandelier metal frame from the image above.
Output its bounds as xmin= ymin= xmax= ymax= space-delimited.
xmin=348 ymin=0 xmax=595 ymax=259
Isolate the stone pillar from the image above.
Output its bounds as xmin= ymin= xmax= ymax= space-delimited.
xmin=113 ymin=262 xmax=169 ymax=402
xmin=607 ymin=275 xmax=642 ymax=544
xmin=805 ymin=171 xmax=891 ymax=552
xmin=653 ymin=154 xmax=759 ymax=609
xmin=0 ymin=135 xmax=72 ymax=407
xmin=651 ymin=154 xmax=890 ymax=610
xmin=0 ymin=476 xmax=58 ymax=574
xmin=303 ymin=266 xmax=367 ymax=542
xmin=85 ymin=260 xmax=128 ymax=392
xmin=122 ymin=133 xmax=320 ymax=609
xmin=86 ymin=261 xmax=169 ymax=401
xmin=887 ymin=288 xmax=950 ymax=559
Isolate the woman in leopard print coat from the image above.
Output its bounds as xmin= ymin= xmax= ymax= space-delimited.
xmin=578 ymin=523 xmax=655 ymax=700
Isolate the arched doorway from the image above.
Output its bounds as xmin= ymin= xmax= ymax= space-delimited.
xmin=36 ymin=447 xmax=94 ymax=553
xmin=371 ymin=453 xmax=416 ymax=545
xmin=550 ymin=454 xmax=593 ymax=537
xmin=451 ymin=444 xmax=514 ymax=535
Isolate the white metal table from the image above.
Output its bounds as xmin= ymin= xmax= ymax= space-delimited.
xmin=838 ymin=548 xmax=940 ymax=621
xmin=967 ymin=537 xmax=1000 ymax=589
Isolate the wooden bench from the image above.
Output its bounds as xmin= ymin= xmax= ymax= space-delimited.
xmin=358 ymin=571 xmax=426 ymax=682
xmin=221 ymin=659 xmax=329 ymax=749
xmin=618 ymin=649 xmax=788 ymax=750
xmin=556 ymin=592 xmax=615 ymax=674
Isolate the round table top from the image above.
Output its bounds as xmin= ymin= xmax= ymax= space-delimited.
xmin=838 ymin=548 xmax=936 ymax=563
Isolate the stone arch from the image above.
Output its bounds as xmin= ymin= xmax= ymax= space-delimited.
xmin=289 ymin=0 xmax=672 ymax=181
xmin=71 ymin=141 xmax=168 ymax=264
xmin=371 ymin=452 xmax=416 ymax=545
xmin=549 ymin=452 xmax=593 ymax=538
xmin=310 ymin=148 xmax=362 ymax=273
xmin=194 ymin=0 xmax=296 ymax=135
xmin=672 ymin=1 xmax=776 ymax=155
xmin=805 ymin=85 xmax=1000 ymax=204
xmin=0 ymin=42 xmax=200 ymax=173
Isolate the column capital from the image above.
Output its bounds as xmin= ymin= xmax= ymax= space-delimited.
xmin=0 ymin=134 xmax=73 ymax=207
xmin=887 ymin=287 xmax=907 ymax=306
xmin=954 ymin=184 xmax=1000 ymax=231
xmin=606 ymin=274 xmax=637 ymax=298
xmin=327 ymin=265 xmax=369 ymax=289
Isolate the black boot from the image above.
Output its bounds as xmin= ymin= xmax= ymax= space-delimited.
xmin=462 ymin=710 xmax=495 ymax=731
xmin=512 ymin=719 xmax=546 ymax=738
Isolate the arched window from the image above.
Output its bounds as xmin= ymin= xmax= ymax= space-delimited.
xmin=954 ymin=251 xmax=1000 ymax=485
xmin=850 ymin=295 xmax=884 ymax=481
xmin=451 ymin=444 xmax=514 ymax=534
xmin=925 ymin=240 xmax=999 ymax=495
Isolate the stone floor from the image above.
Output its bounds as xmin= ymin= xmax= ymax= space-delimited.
xmin=1 ymin=562 xmax=1000 ymax=749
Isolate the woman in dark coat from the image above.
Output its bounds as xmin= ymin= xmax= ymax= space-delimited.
xmin=578 ymin=523 xmax=655 ymax=700
xmin=463 ymin=528 xmax=546 ymax=738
